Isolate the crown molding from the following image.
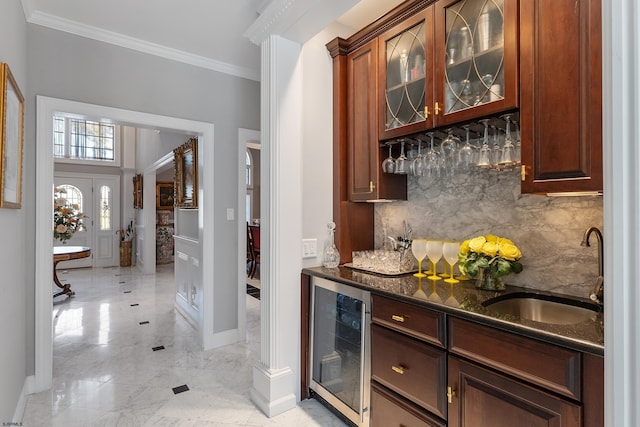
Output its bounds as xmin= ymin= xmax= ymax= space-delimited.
xmin=20 ymin=0 xmax=34 ymax=20
xmin=26 ymin=10 xmax=260 ymax=81
xmin=244 ymin=0 xmax=357 ymax=46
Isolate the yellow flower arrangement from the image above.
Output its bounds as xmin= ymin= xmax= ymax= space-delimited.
xmin=53 ymin=188 xmax=88 ymax=244
xmin=459 ymin=234 xmax=523 ymax=280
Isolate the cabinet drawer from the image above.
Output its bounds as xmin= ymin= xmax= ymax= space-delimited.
xmin=448 ymin=317 xmax=581 ymax=400
xmin=372 ymin=294 xmax=446 ymax=347
xmin=372 ymin=383 xmax=445 ymax=427
xmin=372 ymin=324 xmax=447 ymax=419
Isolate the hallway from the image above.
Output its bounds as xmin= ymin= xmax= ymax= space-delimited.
xmin=23 ymin=264 xmax=345 ymax=426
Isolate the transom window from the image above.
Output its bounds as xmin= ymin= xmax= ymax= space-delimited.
xmin=54 ymin=116 xmax=118 ymax=163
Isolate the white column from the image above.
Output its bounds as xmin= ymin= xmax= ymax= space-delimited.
xmin=250 ymin=34 xmax=303 ymax=417
xmin=604 ymin=0 xmax=640 ymax=425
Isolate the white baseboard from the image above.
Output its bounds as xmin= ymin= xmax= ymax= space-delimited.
xmin=12 ymin=376 xmax=34 ymax=423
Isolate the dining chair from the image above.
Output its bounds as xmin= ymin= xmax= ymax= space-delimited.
xmin=248 ymin=224 xmax=260 ymax=279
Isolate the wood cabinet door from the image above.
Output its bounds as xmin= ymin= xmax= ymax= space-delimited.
xmin=348 ymin=40 xmax=379 ymax=201
xmin=520 ymin=0 xmax=602 ymax=193
xmin=348 ymin=40 xmax=406 ymax=201
xmin=433 ymin=0 xmax=519 ymax=127
xmin=448 ymin=357 xmax=582 ymax=427
xmin=378 ymin=7 xmax=435 ymax=141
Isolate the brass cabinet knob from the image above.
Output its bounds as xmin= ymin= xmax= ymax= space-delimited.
xmin=447 ymin=386 xmax=457 ymax=403
xmin=434 ymin=102 xmax=441 ymax=115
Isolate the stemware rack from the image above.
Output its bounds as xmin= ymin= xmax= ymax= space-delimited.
xmin=380 ymin=111 xmax=520 ymax=175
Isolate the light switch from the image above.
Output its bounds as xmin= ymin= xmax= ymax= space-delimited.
xmin=302 ymin=239 xmax=317 ymax=258
xmin=226 ymin=208 xmax=234 ymax=221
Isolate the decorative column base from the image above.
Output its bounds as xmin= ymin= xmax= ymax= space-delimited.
xmin=250 ymin=363 xmax=297 ymax=417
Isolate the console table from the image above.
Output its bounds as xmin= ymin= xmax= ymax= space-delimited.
xmin=53 ymin=246 xmax=91 ymax=298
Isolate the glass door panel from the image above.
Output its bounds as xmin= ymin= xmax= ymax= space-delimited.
xmin=384 ymin=20 xmax=427 ymax=131
xmin=443 ymin=0 xmax=505 ymax=114
xmin=379 ymin=7 xmax=435 ymax=140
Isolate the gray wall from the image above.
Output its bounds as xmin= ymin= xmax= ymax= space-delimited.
xmin=0 ymin=1 xmax=28 ymax=420
xmin=25 ymin=24 xmax=260 ymax=368
xmin=376 ymin=168 xmax=603 ymax=297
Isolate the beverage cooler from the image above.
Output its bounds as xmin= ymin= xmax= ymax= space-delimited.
xmin=309 ymin=277 xmax=371 ymax=427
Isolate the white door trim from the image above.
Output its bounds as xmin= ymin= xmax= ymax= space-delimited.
xmin=35 ymin=96 xmax=215 ymax=392
xmin=237 ymin=128 xmax=260 ymax=342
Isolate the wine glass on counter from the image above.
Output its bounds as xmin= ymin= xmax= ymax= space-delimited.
xmin=411 ymin=239 xmax=428 ymax=278
xmin=381 ymin=143 xmax=395 ymax=174
xmin=442 ymin=241 xmax=461 ymax=284
xmin=425 ymin=240 xmax=443 ymax=281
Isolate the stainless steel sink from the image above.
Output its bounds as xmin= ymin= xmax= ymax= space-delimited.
xmin=482 ymin=293 xmax=601 ymax=325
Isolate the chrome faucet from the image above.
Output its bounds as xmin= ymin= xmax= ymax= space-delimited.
xmin=581 ymin=226 xmax=604 ymax=304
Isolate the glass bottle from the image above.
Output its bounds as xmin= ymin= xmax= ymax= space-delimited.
xmin=323 ymin=222 xmax=340 ymax=268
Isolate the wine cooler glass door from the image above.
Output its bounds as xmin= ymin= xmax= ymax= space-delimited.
xmin=310 ymin=277 xmax=371 ymax=427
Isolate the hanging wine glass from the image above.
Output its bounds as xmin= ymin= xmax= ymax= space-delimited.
xmin=425 ymin=132 xmax=441 ymax=182
xmin=499 ymin=114 xmax=516 ymax=170
xmin=458 ymin=125 xmax=476 ymax=171
xmin=490 ymin=125 xmax=502 ymax=170
xmin=514 ymin=120 xmax=521 ymax=166
xmin=441 ymin=129 xmax=460 ymax=176
xmin=412 ymin=139 xmax=425 ymax=177
xmin=395 ymin=139 xmax=409 ymax=174
xmin=381 ymin=143 xmax=396 ymax=174
xmin=477 ymin=119 xmax=492 ymax=168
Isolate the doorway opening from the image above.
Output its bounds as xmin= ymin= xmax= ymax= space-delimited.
xmin=35 ymin=96 xmax=216 ymax=392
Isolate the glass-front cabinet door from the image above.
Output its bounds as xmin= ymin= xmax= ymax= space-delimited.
xmin=378 ymin=7 xmax=434 ymax=140
xmin=434 ymin=0 xmax=518 ymax=125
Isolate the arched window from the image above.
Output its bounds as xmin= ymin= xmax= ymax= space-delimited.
xmin=246 ymin=150 xmax=253 ymax=188
xmin=99 ymin=185 xmax=111 ymax=231
xmin=56 ymin=184 xmax=83 ymax=212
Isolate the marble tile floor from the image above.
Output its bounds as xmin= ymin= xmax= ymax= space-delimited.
xmin=23 ymin=264 xmax=346 ymax=426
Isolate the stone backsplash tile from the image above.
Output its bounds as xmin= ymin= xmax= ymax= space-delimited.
xmin=375 ymin=168 xmax=603 ymax=297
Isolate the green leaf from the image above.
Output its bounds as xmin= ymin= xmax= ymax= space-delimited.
xmin=476 ymin=257 xmax=490 ymax=269
xmin=497 ymin=259 xmax=511 ymax=276
xmin=465 ymin=262 xmax=479 ymax=277
xmin=511 ymin=262 xmax=524 ymax=274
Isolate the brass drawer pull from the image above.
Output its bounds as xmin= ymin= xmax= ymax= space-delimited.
xmin=391 ymin=365 xmax=405 ymax=375
xmin=391 ymin=314 xmax=405 ymax=322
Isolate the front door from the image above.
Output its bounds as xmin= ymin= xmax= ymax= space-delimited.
xmin=54 ymin=174 xmax=120 ymax=268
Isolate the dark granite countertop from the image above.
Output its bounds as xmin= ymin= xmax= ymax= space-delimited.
xmin=303 ymin=266 xmax=604 ymax=356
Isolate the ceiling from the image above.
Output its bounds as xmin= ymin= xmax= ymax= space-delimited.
xmin=21 ymin=0 xmax=405 ymax=81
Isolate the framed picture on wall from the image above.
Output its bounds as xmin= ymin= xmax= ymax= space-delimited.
xmin=174 ymin=137 xmax=198 ymax=208
xmin=133 ymin=173 xmax=143 ymax=209
xmin=156 ymin=182 xmax=174 ymax=210
xmin=0 ymin=63 xmax=25 ymax=209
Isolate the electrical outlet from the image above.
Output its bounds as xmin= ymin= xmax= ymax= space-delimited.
xmin=302 ymin=239 xmax=317 ymax=258
xmin=226 ymin=208 xmax=234 ymax=221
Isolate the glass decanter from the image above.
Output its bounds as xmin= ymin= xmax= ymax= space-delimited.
xmin=323 ymin=222 xmax=340 ymax=268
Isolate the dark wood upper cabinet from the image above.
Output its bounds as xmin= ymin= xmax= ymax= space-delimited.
xmin=378 ymin=7 xmax=435 ymax=140
xmin=519 ymin=0 xmax=603 ymax=193
xmin=378 ymin=0 xmax=519 ymax=141
xmin=349 ymin=39 xmax=407 ymax=201
xmin=434 ymin=0 xmax=519 ymax=126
